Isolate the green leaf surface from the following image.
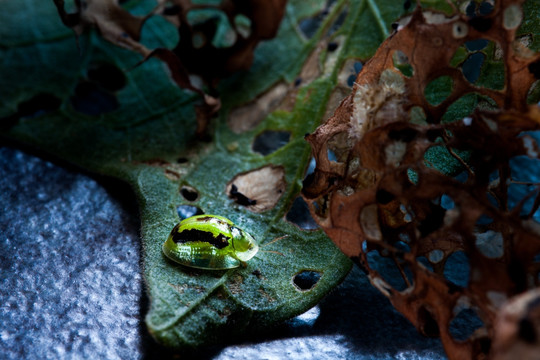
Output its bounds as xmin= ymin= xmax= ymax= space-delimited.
xmin=0 ymin=0 xmax=407 ymax=349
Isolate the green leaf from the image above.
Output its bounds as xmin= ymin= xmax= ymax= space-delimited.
xmin=0 ymin=0 xmax=407 ymax=349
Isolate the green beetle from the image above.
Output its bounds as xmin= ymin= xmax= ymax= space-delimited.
xmin=162 ymin=215 xmax=259 ymax=270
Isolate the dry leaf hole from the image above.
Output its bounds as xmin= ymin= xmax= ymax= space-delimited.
xmin=347 ymin=61 xmax=363 ymax=87
xmin=285 ymin=197 xmax=318 ymax=230
xmin=252 ymin=130 xmax=291 ymax=156
xmin=443 ymin=251 xmax=471 ymax=288
xmin=366 ymin=249 xmax=413 ymax=292
xmin=449 ymin=307 xmax=485 ymax=342
xmin=292 ymin=270 xmax=322 ymax=291
xmin=180 ymin=185 xmax=199 ymax=202
xmin=393 ymin=50 xmax=413 ymax=77
xmin=16 ymin=93 xmax=61 ymax=119
xmin=425 ymin=76 xmax=453 ymax=106
xmin=177 ymin=205 xmax=203 ymax=220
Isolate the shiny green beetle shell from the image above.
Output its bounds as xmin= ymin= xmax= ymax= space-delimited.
xmin=162 ymin=215 xmax=259 ymax=270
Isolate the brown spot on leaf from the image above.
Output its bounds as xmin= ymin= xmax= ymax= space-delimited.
xmin=227 ymin=165 xmax=286 ymax=212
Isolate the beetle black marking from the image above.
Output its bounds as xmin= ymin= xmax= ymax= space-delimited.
xmin=172 ymin=228 xmax=230 ymax=249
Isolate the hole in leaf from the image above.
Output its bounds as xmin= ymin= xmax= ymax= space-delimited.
xmin=176 ymin=157 xmax=188 ymax=164
xmin=462 ymin=52 xmax=485 ymax=84
xmin=177 ymin=205 xmax=203 ymax=220
xmin=428 ymin=249 xmax=445 ymax=264
xmin=465 ymin=39 xmax=488 ymax=51
xmin=425 ymin=76 xmax=453 ymax=106
xmin=17 ymin=93 xmax=61 ymax=119
xmin=366 ymin=250 xmax=412 ymax=291
xmin=393 ymin=50 xmax=413 ymax=77
xmin=87 ymin=63 xmax=126 ymax=92
xmin=449 ymin=307 xmax=484 ymax=341
xmin=286 ymin=197 xmax=318 ymax=230
xmin=443 ymin=251 xmax=470 ymax=288
xmin=71 ymin=81 xmax=119 ymax=115
xmin=418 ymin=306 xmax=440 ymax=337
xmin=180 ymin=186 xmax=198 ymax=202
xmin=252 ymin=130 xmax=291 ymax=155
xmin=475 ymin=230 xmax=504 ymax=259
xmin=293 ymin=270 xmax=322 ymax=291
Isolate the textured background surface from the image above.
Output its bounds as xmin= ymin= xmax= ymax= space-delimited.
xmin=0 ymin=146 xmax=447 ymax=359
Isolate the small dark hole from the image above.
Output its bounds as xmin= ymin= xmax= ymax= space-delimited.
xmin=388 ymin=127 xmax=418 ymax=142
xmin=294 ymin=77 xmax=302 ymax=87
xmin=417 ymin=203 xmax=446 ymax=237
xmin=327 ymin=42 xmax=338 ymax=52
xmin=443 ymin=251 xmax=470 ymax=288
xmin=71 ymin=81 xmax=119 ymax=116
xmin=252 ymin=130 xmax=291 ymax=156
xmin=354 ymin=61 xmax=363 ymax=73
xmin=468 ymin=17 xmax=492 ymax=32
xmin=293 ymin=270 xmax=322 ymax=291
xmin=163 ymin=5 xmax=181 ymax=16
xmin=176 ymin=157 xmax=188 ymax=164
xmin=462 ymin=53 xmax=485 ymax=84
xmin=529 ymin=60 xmax=540 ymax=80
xmin=17 ymin=93 xmax=61 ymax=118
xmin=376 ymin=189 xmax=395 ymax=204
xmin=478 ymin=1 xmax=494 ymax=15
xmin=177 ymin=205 xmax=203 ymax=220
xmin=518 ymin=318 xmax=537 ymax=344
xmin=404 ymin=0 xmax=412 ymax=10
xmin=465 ymin=39 xmax=488 ymax=51
xmin=286 ymin=197 xmax=318 ymax=230
xmin=87 ymin=63 xmax=126 ymax=91
xmin=229 ymin=184 xmax=256 ymax=206
xmin=418 ymin=306 xmax=440 ymax=337
xmin=347 ymin=74 xmax=357 ymax=87
xmin=180 ymin=186 xmax=198 ymax=202
xmin=449 ymin=308 xmax=484 ymax=341
xmin=479 ymin=337 xmax=492 ymax=354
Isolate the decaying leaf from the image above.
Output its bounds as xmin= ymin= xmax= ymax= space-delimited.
xmin=303 ymin=1 xmax=540 ymax=359
xmin=52 ymin=0 xmax=287 ymax=136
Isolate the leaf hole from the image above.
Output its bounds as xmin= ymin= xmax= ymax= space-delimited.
xmin=449 ymin=307 xmax=484 ymax=341
xmin=425 ymin=76 xmax=454 ymax=106
xmin=462 ymin=53 xmax=485 ymax=84
xmin=366 ymin=250 xmax=413 ymax=291
xmin=418 ymin=306 xmax=440 ymax=337
xmin=252 ymin=130 xmax=291 ymax=156
xmin=180 ymin=186 xmax=199 ymax=202
xmin=87 ymin=63 xmax=126 ymax=92
xmin=293 ymin=270 xmax=322 ymax=291
xmin=392 ymin=50 xmax=413 ymax=77
xmin=17 ymin=93 xmax=61 ymax=119
xmin=285 ymin=197 xmax=319 ymax=230
xmin=176 ymin=205 xmax=203 ymax=220
xmin=71 ymin=81 xmax=119 ymax=116
xmin=443 ymin=251 xmax=470 ymax=288
xmin=475 ymin=230 xmax=504 ymax=259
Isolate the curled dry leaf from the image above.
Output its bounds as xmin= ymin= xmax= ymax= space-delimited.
xmin=302 ymin=1 xmax=540 ymax=359
xmin=53 ymin=0 xmax=287 ymax=136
